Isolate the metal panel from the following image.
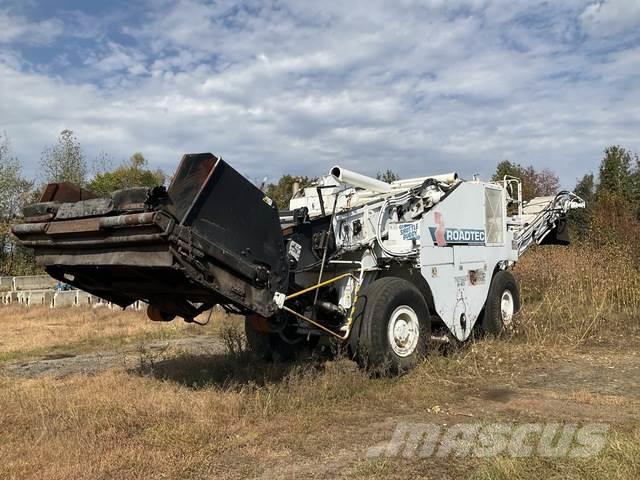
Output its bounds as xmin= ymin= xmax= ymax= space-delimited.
xmin=167 ymin=153 xmax=219 ymax=221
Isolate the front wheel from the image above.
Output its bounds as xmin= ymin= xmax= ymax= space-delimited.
xmin=353 ymin=277 xmax=431 ymax=374
xmin=481 ymin=270 xmax=521 ymax=335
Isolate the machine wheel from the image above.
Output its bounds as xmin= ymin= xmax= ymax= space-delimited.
xmin=244 ymin=314 xmax=315 ymax=361
xmin=353 ymin=277 xmax=431 ymax=375
xmin=481 ymin=270 xmax=521 ymax=335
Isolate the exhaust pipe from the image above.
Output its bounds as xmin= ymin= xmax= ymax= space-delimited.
xmin=330 ymin=166 xmax=392 ymax=193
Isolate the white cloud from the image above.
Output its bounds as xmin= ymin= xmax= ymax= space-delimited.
xmin=85 ymin=42 xmax=149 ymax=76
xmin=0 ymin=0 xmax=639 ymax=188
xmin=580 ymin=0 xmax=640 ymax=37
xmin=0 ymin=10 xmax=63 ymax=45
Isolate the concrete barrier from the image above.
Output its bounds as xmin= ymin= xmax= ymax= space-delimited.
xmin=17 ymin=291 xmax=28 ymax=304
xmin=12 ymin=275 xmax=57 ymax=291
xmin=0 ymin=276 xmax=13 ymax=292
xmin=75 ymin=290 xmax=93 ymax=307
xmin=91 ymin=297 xmax=111 ymax=308
xmin=52 ymin=290 xmax=77 ymax=308
xmin=2 ymin=291 xmax=17 ymax=304
xmin=24 ymin=290 xmax=55 ymax=307
xmin=131 ymin=300 xmax=145 ymax=311
xmin=0 ymin=277 xmax=150 ymax=313
xmin=14 ymin=289 xmax=52 ymax=306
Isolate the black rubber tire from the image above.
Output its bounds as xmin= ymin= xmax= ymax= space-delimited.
xmin=244 ymin=315 xmax=316 ymax=362
xmin=352 ymin=277 xmax=431 ymax=375
xmin=481 ymin=270 xmax=521 ymax=336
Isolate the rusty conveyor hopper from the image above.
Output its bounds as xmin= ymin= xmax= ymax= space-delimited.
xmin=12 ymin=153 xmax=289 ymax=320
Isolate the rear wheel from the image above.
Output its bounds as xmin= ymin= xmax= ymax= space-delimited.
xmin=481 ymin=270 xmax=520 ymax=335
xmin=353 ymin=277 xmax=431 ymax=374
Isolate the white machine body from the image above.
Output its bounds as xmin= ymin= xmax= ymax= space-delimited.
xmin=286 ymin=168 xmax=585 ymax=341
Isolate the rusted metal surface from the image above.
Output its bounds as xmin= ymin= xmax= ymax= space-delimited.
xmin=47 ymin=217 xmax=101 ymax=235
xmin=36 ymin=248 xmax=174 ymax=268
xmin=40 ymin=182 xmax=98 ymax=203
xmin=11 ymin=223 xmax=48 ymax=235
xmin=99 ymin=212 xmax=156 ymax=228
xmin=12 ymin=212 xmax=157 ymax=237
xmin=19 ymin=233 xmax=166 ymax=248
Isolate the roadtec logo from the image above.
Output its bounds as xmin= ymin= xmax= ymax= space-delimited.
xmin=429 ymin=227 xmax=486 ymax=246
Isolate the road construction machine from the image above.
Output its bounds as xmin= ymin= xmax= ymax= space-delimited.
xmin=12 ymin=153 xmax=585 ymax=372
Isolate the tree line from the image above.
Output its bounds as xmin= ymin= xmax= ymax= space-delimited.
xmin=1 ymin=128 xmax=638 ymax=275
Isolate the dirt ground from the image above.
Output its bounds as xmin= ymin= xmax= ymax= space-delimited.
xmin=1 ymin=306 xmax=638 ymax=479
xmin=2 ymin=335 xmax=225 ymax=379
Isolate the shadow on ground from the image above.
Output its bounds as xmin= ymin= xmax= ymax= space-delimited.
xmin=130 ymin=350 xmax=332 ymax=390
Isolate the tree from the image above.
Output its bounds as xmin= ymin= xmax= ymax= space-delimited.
xmin=93 ymin=150 xmax=115 ymax=176
xmin=376 ymin=169 xmax=400 ymax=183
xmin=633 ymin=157 xmax=640 ymax=217
xmin=0 ymin=132 xmax=36 ymax=275
xmin=87 ymin=153 xmax=165 ymax=195
xmin=531 ymin=168 xmax=561 ymax=197
xmin=265 ymin=175 xmax=315 ymax=210
xmin=492 ymin=160 xmax=559 ymax=201
xmin=597 ymin=145 xmax=635 ymax=201
xmin=0 ymin=132 xmax=32 ymax=219
xmin=40 ymin=129 xmax=87 ymax=185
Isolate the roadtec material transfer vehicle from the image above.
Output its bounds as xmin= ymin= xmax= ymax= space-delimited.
xmin=12 ymin=153 xmax=585 ymax=372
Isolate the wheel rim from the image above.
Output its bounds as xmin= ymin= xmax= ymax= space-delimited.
xmin=387 ymin=305 xmax=420 ymax=357
xmin=501 ymin=290 xmax=515 ymax=326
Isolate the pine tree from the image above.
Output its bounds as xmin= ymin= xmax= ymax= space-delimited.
xmin=597 ymin=145 xmax=633 ymax=201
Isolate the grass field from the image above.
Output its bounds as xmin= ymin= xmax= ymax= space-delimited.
xmin=1 ymin=244 xmax=639 ymax=479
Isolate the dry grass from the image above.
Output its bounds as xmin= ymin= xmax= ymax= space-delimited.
xmin=0 ymin=359 xmax=395 ymax=479
xmin=2 ymin=347 xmax=638 ymax=479
xmin=0 ymin=305 xmax=226 ymax=362
xmin=0 ymin=243 xmax=639 ymax=479
xmin=513 ymin=243 xmax=640 ymax=346
xmin=471 ymin=428 xmax=640 ymax=480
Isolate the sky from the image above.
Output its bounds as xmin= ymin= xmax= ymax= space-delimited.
xmin=0 ymin=0 xmax=639 ymax=187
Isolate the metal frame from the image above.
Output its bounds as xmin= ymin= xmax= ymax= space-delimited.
xmin=278 ymin=260 xmax=366 ymax=340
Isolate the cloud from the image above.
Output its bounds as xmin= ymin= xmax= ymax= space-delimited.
xmin=580 ymin=0 xmax=640 ymax=37
xmin=0 ymin=10 xmax=63 ymax=45
xmin=0 ymin=0 xmax=639 ymax=188
xmin=85 ymin=42 xmax=149 ymax=76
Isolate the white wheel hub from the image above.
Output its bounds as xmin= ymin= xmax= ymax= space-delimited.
xmin=387 ymin=305 xmax=420 ymax=357
xmin=501 ymin=290 xmax=515 ymax=326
